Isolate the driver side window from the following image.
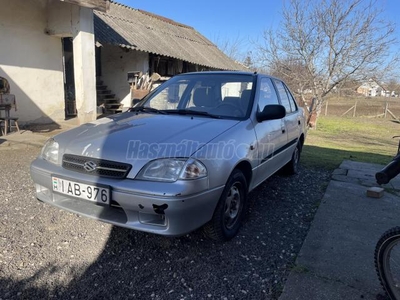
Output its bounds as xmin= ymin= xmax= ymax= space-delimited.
xmin=257 ymin=78 xmax=279 ymax=111
xmin=146 ymin=82 xmax=187 ymax=110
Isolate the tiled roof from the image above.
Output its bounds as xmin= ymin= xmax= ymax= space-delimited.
xmin=94 ymin=2 xmax=246 ymax=71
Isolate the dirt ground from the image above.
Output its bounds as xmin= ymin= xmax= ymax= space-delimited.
xmin=0 ymin=144 xmax=330 ymax=300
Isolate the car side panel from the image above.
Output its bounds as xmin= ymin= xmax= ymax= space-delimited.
xmin=273 ymin=79 xmax=302 ymax=151
xmin=251 ymin=118 xmax=288 ymax=189
xmin=249 ymin=76 xmax=289 ymax=189
xmin=191 ymin=119 xmax=258 ymax=188
xmin=285 ymin=112 xmax=300 ymax=149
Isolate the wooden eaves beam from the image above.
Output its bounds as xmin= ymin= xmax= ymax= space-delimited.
xmin=59 ymin=0 xmax=110 ymax=12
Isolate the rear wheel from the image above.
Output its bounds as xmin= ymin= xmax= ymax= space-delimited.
xmin=282 ymin=142 xmax=301 ymax=175
xmin=204 ymin=169 xmax=247 ymax=241
xmin=375 ymin=227 xmax=400 ymax=300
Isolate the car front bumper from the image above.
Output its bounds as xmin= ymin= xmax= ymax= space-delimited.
xmin=30 ymin=158 xmax=224 ymax=236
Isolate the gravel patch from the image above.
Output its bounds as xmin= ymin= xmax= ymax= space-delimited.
xmin=0 ymin=146 xmax=331 ymax=299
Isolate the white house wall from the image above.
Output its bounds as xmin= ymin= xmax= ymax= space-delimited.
xmin=101 ymin=45 xmax=149 ymax=108
xmin=0 ymin=0 xmax=65 ymax=124
xmin=47 ymin=1 xmax=76 ymax=37
xmin=70 ymin=6 xmax=97 ymax=123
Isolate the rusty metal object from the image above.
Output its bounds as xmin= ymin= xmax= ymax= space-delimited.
xmin=0 ymin=77 xmax=10 ymax=94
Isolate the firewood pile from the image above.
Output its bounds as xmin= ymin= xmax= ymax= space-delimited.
xmin=130 ymin=72 xmax=161 ymax=100
xmin=132 ymin=72 xmax=161 ymax=90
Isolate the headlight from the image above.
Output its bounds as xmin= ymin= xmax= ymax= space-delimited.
xmin=137 ymin=158 xmax=207 ymax=182
xmin=41 ymin=138 xmax=59 ymax=164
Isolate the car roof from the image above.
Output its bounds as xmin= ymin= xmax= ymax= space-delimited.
xmin=175 ymin=71 xmax=257 ymax=77
xmin=175 ymin=71 xmax=281 ymax=81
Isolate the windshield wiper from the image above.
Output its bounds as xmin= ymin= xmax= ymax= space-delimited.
xmin=167 ymin=109 xmax=221 ymax=119
xmin=128 ymin=106 xmax=167 ymax=114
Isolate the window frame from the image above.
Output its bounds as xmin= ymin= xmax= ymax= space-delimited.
xmin=256 ymin=77 xmax=280 ymax=111
xmin=284 ymin=83 xmax=298 ymax=113
xmin=272 ymin=79 xmax=296 ymax=114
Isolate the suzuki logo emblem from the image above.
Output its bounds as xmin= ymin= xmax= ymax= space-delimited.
xmin=83 ymin=161 xmax=97 ymax=172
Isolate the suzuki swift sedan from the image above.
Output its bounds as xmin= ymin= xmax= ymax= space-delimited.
xmin=30 ymin=71 xmax=307 ymax=241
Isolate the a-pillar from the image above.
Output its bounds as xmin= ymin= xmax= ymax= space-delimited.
xmin=72 ymin=6 xmax=97 ymax=124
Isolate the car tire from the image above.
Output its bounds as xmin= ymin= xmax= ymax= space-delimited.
xmin=282 ymin=142 xmax=301 ymax=175
xmin=203 ymin=169 xmax=247 ymax=241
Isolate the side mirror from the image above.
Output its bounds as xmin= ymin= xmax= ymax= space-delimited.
xmin=131 ymin=98 xmax=142 ymax=107
xmin=256 ymin=104 xmax=286 ymax=122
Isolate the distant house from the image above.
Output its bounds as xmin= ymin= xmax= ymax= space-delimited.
xmin=0 ymin=0 xmax=243 ymax=125
xmin=93 ymin=2 xmax=246 ymax=112
xmin=356 ymin=79 xmax=390 ymax=97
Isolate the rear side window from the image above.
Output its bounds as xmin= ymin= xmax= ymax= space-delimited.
xmin=284 ymin=85 xmax=298 ymax=112
xmin=273 ymin=79 xmax=293 ymax=113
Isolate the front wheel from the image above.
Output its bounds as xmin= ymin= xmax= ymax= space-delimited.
xmin=375 ymin=227 xmax=400 ymax=299
xmin=203 ymin=169 xmax=247 ymax=241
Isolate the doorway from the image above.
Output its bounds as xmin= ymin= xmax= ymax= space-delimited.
xmin=62 ymin=37 xmax=77 ymax=118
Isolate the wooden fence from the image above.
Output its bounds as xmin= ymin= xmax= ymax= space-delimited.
xmin=321 ymin=97 xmax=400 ymax=119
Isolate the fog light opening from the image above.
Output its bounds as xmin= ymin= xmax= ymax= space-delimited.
xmin=138 ymin=212 xmax=167 ymax=226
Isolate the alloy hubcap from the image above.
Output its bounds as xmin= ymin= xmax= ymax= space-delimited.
xmin=224 ymin=184 xmax=241 ymax=229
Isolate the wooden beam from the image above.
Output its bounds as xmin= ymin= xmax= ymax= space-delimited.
xmin=59 ymin=0 xmax=109 ymax=12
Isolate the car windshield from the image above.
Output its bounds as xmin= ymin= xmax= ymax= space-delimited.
xmin=140 ymin=73 xmax=254 ymax=119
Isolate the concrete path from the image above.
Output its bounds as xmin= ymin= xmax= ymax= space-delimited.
xmin=0 ymin=120 xmax=77 ymax=149
xmin=0 ymin=130 xmax=49 ymax=148
xmin=280 ymin=160 xmax=400 ymax=300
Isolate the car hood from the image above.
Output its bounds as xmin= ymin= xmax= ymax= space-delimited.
xmin=56 ymin=112 xmax=240 ymax=175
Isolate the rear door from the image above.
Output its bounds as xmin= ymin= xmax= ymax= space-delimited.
xmin=273 ymin=79 xmax=300 ymax=159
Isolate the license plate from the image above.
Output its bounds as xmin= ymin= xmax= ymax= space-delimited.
xmin=52 ymin=176 xmax=110 ymax=205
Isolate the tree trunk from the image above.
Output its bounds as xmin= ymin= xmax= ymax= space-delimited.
xmin=307 ymin=98 xmax=323 ymax=129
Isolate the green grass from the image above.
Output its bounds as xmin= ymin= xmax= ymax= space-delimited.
xmin=301 ymin=116 xmax=400 ymax=170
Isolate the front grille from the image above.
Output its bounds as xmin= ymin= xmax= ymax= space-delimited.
xmin=62 ymin=154 xmax=132 ymax=179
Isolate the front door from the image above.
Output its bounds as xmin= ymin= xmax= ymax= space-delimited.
xmin=252 ymin=77 xmax=288 ymax=187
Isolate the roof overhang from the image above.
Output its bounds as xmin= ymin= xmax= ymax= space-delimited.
xmin=93 ymin=3 xmax=248 ymax=71
xmin=59 ymin=0 xmax=110 ymax=12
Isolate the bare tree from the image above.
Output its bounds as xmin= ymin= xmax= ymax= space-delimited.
xmin=386 ymin=78 xmax=400 ymax=96
xmin=212 ymin=34 xmax=247 ymax=63
xmin=268 ymin=58 xmax=312 ymax=99
xmin=256 ymin=0 xmax=398 ymax=126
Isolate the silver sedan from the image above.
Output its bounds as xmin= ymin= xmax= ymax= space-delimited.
xmin=30 ymin=71 xmax=307 ymax=241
